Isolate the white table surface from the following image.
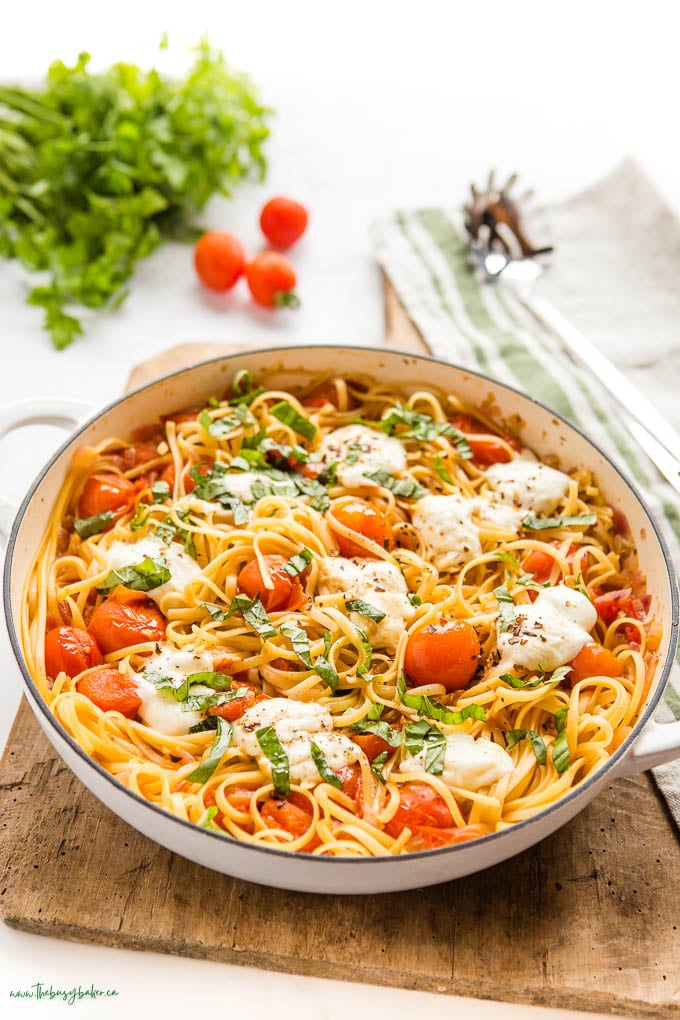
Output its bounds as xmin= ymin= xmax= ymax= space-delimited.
xmin=1 ymin=1 xmax=678 ymax=1016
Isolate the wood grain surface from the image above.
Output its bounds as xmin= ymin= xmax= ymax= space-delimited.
xmin=1 ymin=281 xmax=679 ymax=1017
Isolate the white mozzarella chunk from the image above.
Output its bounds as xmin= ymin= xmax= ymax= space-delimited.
xmin=219 ymin=470 xmax=279 ymax=504
xmin=105 ymin=537 xmax=203 ymax=605
xmin=134 ymin=643 xmax=222 ymax=735
xmin=400 ymin=732 xmax=514 ymax=791
xmin=485 ymin=457 xmax=571 ymax=516
xmin=474 ymin=497 xmax=527 ymax=532
xmin=233 ymin=698 xmax=361 ymax=785
xmin=176 ymin=495 xmax=235 ymax=519
xmin=411 ymin=494 xmax=482 ymax=570
xmin=317 ymin=424 xmax=406 ymax=489
xmin=317 ymin=556 xmax=416 ymax=651
xmin=497 ymin=585 xmax=597 ymax=672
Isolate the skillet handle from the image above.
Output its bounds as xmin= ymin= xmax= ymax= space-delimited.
xmin=0 ymin=398 xmax=94 ymax=541
xmin=618 ymin=715 xmax=680 ymax=776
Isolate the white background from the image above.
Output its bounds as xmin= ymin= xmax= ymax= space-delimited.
xmin=1 ymin=1 xmax=678 ymax=1016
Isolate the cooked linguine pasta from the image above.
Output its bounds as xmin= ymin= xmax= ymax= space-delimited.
xmin=22 ymin=369 xmax=658 ymax=857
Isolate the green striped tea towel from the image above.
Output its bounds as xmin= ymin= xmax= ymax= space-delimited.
xmin=371 ymin=161 xmax=680 ymax=826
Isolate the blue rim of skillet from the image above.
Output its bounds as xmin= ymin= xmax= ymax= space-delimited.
xmin=4 ymin=345 xmax=679 ymax=871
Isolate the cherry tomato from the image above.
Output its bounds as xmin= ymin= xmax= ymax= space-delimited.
xmin=260 ymin=792 xmax=321 ymax=849
xmin=237 ymin=554 xmax=307 ymax=612
xmin=384 ymin=782 xmax=454 ymax=837
xmin=405 ymin=823 xmax=489 ymax=851
xmin=337 ymin=763 xmax=362 ymax=802
xmin=194 ymin=231 xmax=245 ymax=292
xmin=351 ymin=732 xmax=395 ymax=762
xmin=259 ymin=196 xmax=308 ymax=249
xmin=88 ymin=596 xmax=166 ymax=653
xmin=245 ymin=251 xmax=299 ymax=308
xmin=301 ymin=383 xmax=336 ymax=408
xmin=160 ymin=459 xmax=212 ymax=495
xmin=44 ymin=626 xmax=103 ymax=679
xmin=404 ymin=619 xmax=480 ymax=692
xmin=568 ymin=642 xmax=624 ymax=685
xmin=450 ymin=413 xmax=520 ymax=466
xmin=77 ymin=473 xmax=136 ymax=522
xmin=329 ymin=499 xmax=394 ymax=558
xmin=76 ymin=667 xmax=142 ymax=718
xmin=523 ymin=548 xmax=557 ymax=584
xmin=208 ymin=678 xmax=269 ymax=722
xmin=593 ymin=587 xmax=649 ymax=645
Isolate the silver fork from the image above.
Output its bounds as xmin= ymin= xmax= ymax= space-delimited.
xmin=464 ymin=174 xmax=680 ymax=496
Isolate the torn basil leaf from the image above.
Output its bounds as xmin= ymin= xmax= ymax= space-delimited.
xmin=280 ymin=622 xmax=313 ymax=668
xmin=97 ymin=555 xmax=170 ymax=594
xmin=397 ymin=673 xmax=486 ymax=725
xmin=345 ymin=598 xmax=386 ymax=623
xmin=494 ymin=584 xmax=516 ymax=633
xmin=129 ymin=504 xmax=150 ymax=531
xmin=351 ymin=718 xmax=403 ymax=747
xmin=226 ymin=594 xmax=277 ymax=639
xmin=377 ymin=407 xmax=472 ymax=460
xmin=145 ymin=671 xmax=192 ymax=702
xmin=310 ymin=742 xmax=343 ymax=788
xmin=433 ymin=454 xmax=454 ymax=484
xmin=197 ymin=805 xmax=221 ymax=830
xmin=505 ymin=728 xmax=547 ymax=765
xmin=256 ymin=725 xmax=290 ymax=795
xmin=552 ymin=708 xmax=571 ymax=774
xmin=404 ymin=720 xmax=446 ymax=775
xmin=313 ymin=655 xmax=339 ymax=694
xmin=186 ymin=671 xmax=232 ymax=691
xmin=363 ymin=469 xmax=426 ymax=499
xmin=74 ymin=510 xmax=114 ymax=538
xmin=187 ymin=718 xmax=234 ymax=783
xmin=355 ymin=626 xmax=372 ymax=677
xmin=151 ymin=480 xmax=171 ymax=504
xmin=269 ymin=400 xmax=317 ymax=442
xmin=344 ymin=441 xmax=366 ymax=466
xmin=199 ymin=404 xmax=253 ymax=438
xmin=371 ymin=750 xmax=389 ymax=784
xmin=522 ymin=513 xmax=597 ymax=531
xmin=202 ymin=602 xmax=229 ymax=621
xmin=282 ymin=547 xmax=313 ymax=577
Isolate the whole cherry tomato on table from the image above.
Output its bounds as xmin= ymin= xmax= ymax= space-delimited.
xmin=44 ymin=626 xmax=103 ymax=678
xmin=259 ymin=196 xmax=308 ymax=249
xmin=194 ymin=231 xmax=245 ymax=292
xmin=404 ymin=619 xmax=480 ymax=692
xmin=245 ymin=252 xmax=299 ymax=308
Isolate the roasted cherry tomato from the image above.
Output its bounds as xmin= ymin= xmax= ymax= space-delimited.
xmin=208 ymin=678 xmax=269 ymax=722
xmin=328 ymin=499 xmax=394 ymax=558
xmin=245 ymin=251 xmax=299 ymax=308
xmin=405 ymin=823 xmax=489 ymax=851
xmin=404 ymin=619 xmax=480 ymax=692
xmin=44 ymin=626 xmax=103 ymax=678
xmin=568 ymin=641 xmax=624 ymax=685
xmin=237 ymin=554 xmax=307 ymax=612
xmin=301 ymin=382 xmax=337 ymax=408
xmin=194 ymin=231 xmax=245 ymax=292
xmin=88 ymin=594 xmax=166 ymax=653
xmin=259 ymin=196 xmax=308 ymax=249
xmin=351 ymin=732 xmax=396 ymax=762
xmin=384 ymin=782 xmax=454 ymax=837
xmin=260 ymin=792 xmax=321 ymax=848
xmin=77 ymin=473 xmax=136 ymax=522
xmin=337 ymin=763 xmax=362 ymax=802
xmin=450 ymin=413 xmax=520 ymax=466
xmin=76 ymin=667 xmax=142 ymax=718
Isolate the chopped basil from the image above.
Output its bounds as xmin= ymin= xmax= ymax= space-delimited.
xmin=269 ymin=400 xmax=317 ymax=442
xmin=323 ymin=629 xmax=332 ymax=659
xmin=280 ymin=623 xmax=339 ymax=692
xmin=129 ymin=504 xmax=150 ymax=531
xmin=155 ymin=508 xmax=197 ymax=559
xmin=97 ymin=555 xmax=170 ymax=594
xmin=552 ymin=708 xmax=571 ymax=774
xmin=186 ymin=671 xmax=232 ymax=691
xmin=433 ymin=455 xmax=454 ymax=484
xmin=351 ymin=718 xmax=403 ymax=747
xmin=256 ymin=725 xmax=290 ymax=795
xmin=493 ymin=550 xmax=521 ymax=570
xmin=344 ymin=441 xmax=366 ymax=466
xmin=145 ymin=671 xmax=192 ymax=702
xmin=345 ymin=598 xmax=386 ymax=623
xmin=397 ymin=673 xmax=487 ymax=725
xmin=229 ymin=369 xmax=266 ymax=406
xmin=282 ymin=547 xmax=313 ymax=577
xmin=551 ymin=665 xmax=573 ymax=685
xmin=355 ymin=626 xmax=372 ymax=678
xmin=494 ymin=584 xmax=516 ymax=633
xmin=407 ymin=593 xmax=422 ymax=607
xmin=189 ymin=717 xmax=219 ymax=733
xmin=317 ymin=461 xmax=337 ymax=487
xmin=199 ymin=404 xmax=253 ymax=438
xmin=238 ymin=429 xmax=309 ymax=470
xmin=202 ymin=602 xmax=229 ymax=621
xmin=73 ymin=510 xmax=114 ymax=538
xmin=197 ymin=805 xmax=221 ymax=830
xmin=505 ymin=728 xmax=547 ymax=765
xmin=312 ymin=655 xmax=339 ymax=694
xmin=499 ymin=672 xmax=545 ymax=689
xmin=367 ymin=703 xmax=384 ymax=721
xmin=188 ymin=463 xmax=250 ymax=523
xmin=363 ymin=469 xmax=426 ymax=499
xmin=181 ymin=692 xmax=234 ymax=712
xmin=250 ymin=477 xmax=299 ymax=500
xmin=371 ymin=751 xmax=389 ymax=784
xmin=310 ymin=742 xmax=343 ymax=788
xmin=404 ymin=720 xmax=447 ymax=775
xmin=521 ymin=513 xmax=597 ymax=531
xmin=151 ymin=480 xmax=171 ymax=504
xmin=226 ymin=593 xmax=277 ymax=639
xmin=378 ymin=406 xmax=473 ymax=459
xmin=291 ymin=473 xmax=331 ymax=511
xmin=208 ymin=395 xmax=221 ymax=408
xmin=187 ymin=718 xmax=234 ymax=783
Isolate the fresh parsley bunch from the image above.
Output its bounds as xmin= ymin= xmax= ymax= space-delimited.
xmin=0 ymin=42 xmax=271 ymax=348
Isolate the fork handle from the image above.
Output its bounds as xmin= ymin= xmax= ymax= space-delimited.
xmin=524 ymin=296 xmax=680 ymax=473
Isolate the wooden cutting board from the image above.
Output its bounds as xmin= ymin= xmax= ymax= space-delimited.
xmin=1 ymin=282 xmax=679 ymax=1018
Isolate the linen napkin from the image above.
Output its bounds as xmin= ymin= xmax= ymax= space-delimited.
xmin=371 ymin=158 xmax=680 ymax=827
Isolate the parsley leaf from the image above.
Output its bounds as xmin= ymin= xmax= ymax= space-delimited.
xmin=187 ymin=718 xmax=233 ymax=783
xmin=97 ymin=555 xmax=170 ymax=594
xmin=73 ymin=511 xmax=114 ymax=538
